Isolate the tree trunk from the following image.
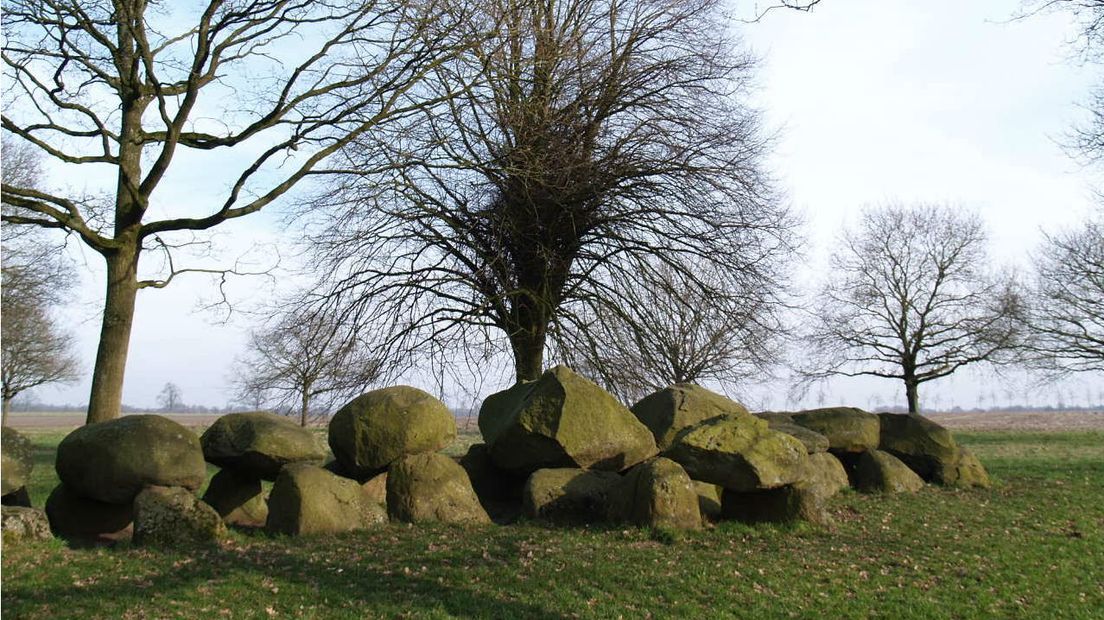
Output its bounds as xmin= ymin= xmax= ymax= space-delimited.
xmin=2 ymin=395 xmax=10 ymax=427
xmin=510 ymin=330 xmax=546 ymax=382
xmin=300 ymin=389 xmax=310 ymax=428
xmin=86 ymin=246 xmax=140 ymax=424
xmin=904 ymin=378 xmax=920 ymax=414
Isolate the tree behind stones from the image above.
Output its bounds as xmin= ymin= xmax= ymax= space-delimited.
xmin=796 ymin=203 xmax=1025 ymax=414
xmin=157 ymin=383 xmax=184 ymax=413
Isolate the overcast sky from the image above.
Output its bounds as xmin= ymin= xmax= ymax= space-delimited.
xmin=28 ymin=0 xmax=1104 ymax=411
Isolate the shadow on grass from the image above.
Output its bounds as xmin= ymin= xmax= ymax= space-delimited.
xmin=4 ymin=531 xmax=568 ymax=619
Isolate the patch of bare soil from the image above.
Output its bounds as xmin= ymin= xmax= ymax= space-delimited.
xmin=926 ymin=410 xmax=1104 ymax=432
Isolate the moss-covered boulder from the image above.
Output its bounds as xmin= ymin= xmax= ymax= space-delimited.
xmin=937 ymin=447 xmax=991 ymax=488
xmin=2 ymin=506 xmax=52 ymax=542
xmin=200 ymin=412 xmax=327 ymax=480
xmin=609 ymin=458 xmax=701 ymax=530
xmin=265 ymin=464 xmax=386 ymax=536
xmin=133 ymin=486 xmax=227 ymax=547
xmin=361 ymin=472 xmax=388 ymax=505
xmin=796 ymin=452 xmax=850 ymax=500
xmin=842 ymin=450 xmax=925 ymax=494
xmin=201 ymin=469 xmax=269 ymax=528
xmin=480 ymin=366 xmax=657 ymax=475
xmin=764 ymin=421 xmax=830 ymax=454
xmin=522 ymin=468 xmax=621 ymax=523
xmin=2 ymin=427 xmax=34 ymax=496
xmin=790 ymin=408 xmax=880 ymax=453
xmin=45 ymin=484 xmax=133 ymax=543
xmin=694 ymin=481 xmax=723 ymax=522
xmin=664 ymin=416 xmax=808 ymax=491
xmin=329 ymin=386 xmax=456 ymax=479
xmin=721 ymin=485 xmax=829 ymax=525
xmin=386 ymin=453 xmax=490 ymax=525
xmin=55 ymin=415 xmax=206 ymax=505
xmin=631 ymin=384 xmax=750 ymax=450
xmin=876 ymin=413 xmax=959 ymax=480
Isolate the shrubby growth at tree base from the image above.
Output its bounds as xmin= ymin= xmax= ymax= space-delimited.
xmin=4 ymin=366 xmax=990 ymax=546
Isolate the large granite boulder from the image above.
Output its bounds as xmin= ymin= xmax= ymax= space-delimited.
xmin=2 ymin=427 xmax=34 ymax=496
xmin=664 ymin=415 xmax=808 ymax=491
xmin=876 ymin=413 xmax=960 ymax=480
xmin=480 ymin=366 xmax=657 ymax=475
xmin=202 ymin=469 xmax=269 ymax=528
xmin=55 ymin=415 xmax=206 ymax=504
xmin=790 ymin=408 xmax=880 ymax=453
xmin=133 ymin=486 xmax=227 ymax=547
xmin=721 ymin=485 xmax=829 ymax=525
xmin=631 ymin=384 xmax=749 ymax=450
xmin=201 ymin=412 xmax=327 ymax=480
xmin=842 ymin=450 xmax=925 ymax=494
xmin=796 ymin=452 xmax=850 ymax=500
xmin=763 ymin=421 xmax=830 ymax=454
xmin=265 ymin=464 xmax=386 ymax=536
xmin=936 ymin=447 xmax=991 ymax=488
xmin=45 ymin=484 xmax=133 ymax=543
xmin=609 ymin=458 xmax=701 ymax=530
xmin=386 ymin=453 xmax=490 ymax=524
xmin=694 ymin=481 xmax=723 ymax=522
xmin=329 ymin=386 xmax=456 ymax=479
xmin=522 ymin=468 xmax=621 ymax=523
xmin=2 ymin=506 xmax=52 ymax=541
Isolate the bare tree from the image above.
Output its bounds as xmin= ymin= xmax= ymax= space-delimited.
xmin=798 ymin=203 xmax=1024 ymax=414
xmin=557 ymin=261 xmax=786 ymax=403
xmin=1025 ymin=208 xmax=1104 ymax=371
xmin=157 ymin=382 xmax=183 ymax=412
xmin=1 ymin=0 xmax=471 ymax=424
xmin=306 ymin=0 xmax=797 ymax=384
xmin=232 ymin=305 xmax=382 ymax=426
xmin=1 ymin=134 xmax=79 ymax=425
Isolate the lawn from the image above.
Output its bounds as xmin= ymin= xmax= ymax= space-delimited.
xmin=2 ymin=429 xmax=1102 ymax=619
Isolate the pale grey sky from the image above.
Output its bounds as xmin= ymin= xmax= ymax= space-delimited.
xmin=29 ymin=0 xmax=1104 ymax=410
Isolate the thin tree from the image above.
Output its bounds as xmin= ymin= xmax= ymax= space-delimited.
xmin=232 ymin=306 xmax=381 ymax=426
xmin=306 ymin=0 xmax=797 ymax=384
xmin=798 ymin=203 xmax=1024 ymax=414
xmin=1 ymin=0 xmax=471 ymax=424
xmin=1025 ymin=208 xmax=1104 ymax=371
xmin=157 ymin=382 xmax=184 ymax=412
xmin=557 ymin=261 xmax=786 ymax=403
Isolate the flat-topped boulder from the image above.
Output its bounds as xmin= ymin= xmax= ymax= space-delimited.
xmin=842 ymin=449 xmax=925 ymax=494
xmin=55 ymin=415 xmax=206 ymax=504
xmin=133 ymin=486 xmax=227 ymax=547
xmin=2 ymin=428 xmax=34 ymax=497
xmin=479 ymin=366 xmax=657 ymax=475
xmin=201 ymin=412 xmax=327 ymax=480
xmin=329 ymin=386 xmax=456 ymax=479
xmin=664 ymin=415 xmax=807 ymax=491
xmin=266 ymin=464 xmax=387 ymax=536
xmin=631 ymin=384 xmax=750 ymax=450
xmin=522 ymin=468 xmax=621 ymax=523
xmin=386 ymin=453 xmax=490 ymax=524
xmin=790 ymin=408 xmax=880 ymax=453
xmin=609 ymin=458 xmax=701 ymax=530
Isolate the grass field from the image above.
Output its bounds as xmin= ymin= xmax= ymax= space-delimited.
xmin=2 ymin=428 xmax=1102 ymax=619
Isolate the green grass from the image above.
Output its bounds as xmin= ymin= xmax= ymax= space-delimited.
xmin=3 ymin=430 xmax=1102 ymax=619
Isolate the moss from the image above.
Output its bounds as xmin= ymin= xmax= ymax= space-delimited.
xmin=133 ymin=486 xmax=227 ymax=547
xmin=665 ymin=416 xmax=807 ymax=491
xmin=790 ymin=407 xmax=880 ymax=453
xmin=265 ymin=464 xmax=386 ymax=536
xmin=386 ymin=453 xmax=489 ymax=525
xmin=609 ymin=457 xmax=701 ymax=530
